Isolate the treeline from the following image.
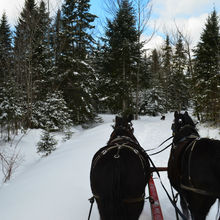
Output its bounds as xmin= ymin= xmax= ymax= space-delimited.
xmin=0 ymin=0 xmax=219 ymax=140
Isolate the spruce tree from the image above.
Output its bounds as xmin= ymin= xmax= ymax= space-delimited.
xmin=161 ymin=35 xmax=173 ymax=111
xmin=145 ymin=49 xmax=166 ymax=115
xmin=0 ymin=79 xmax=24 ymax=141
xmin=55 ymin=0 xmax=97 ymax=124
xmin=0 ymin=12 xmax=13 ymax=84
xmin=37 ymin=130 xmax=57 ymax=156
xmin=193 ymin=9 xmax=220 ymax=124
xmin=32 ymin=90 xmax=72 ymax=131
xmin=33 ymin=0 xmax=53 ymax=101
xmin=102 ymin=0 xmax=140 ymax=115
xmin=171 ymin=37 xmax=188 ymax=110
xmin=13 ymin=0 xmax=39 ymax=128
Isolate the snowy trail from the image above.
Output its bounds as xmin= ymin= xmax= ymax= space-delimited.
xmin=0 ymin=113 xmax=218 ymax=220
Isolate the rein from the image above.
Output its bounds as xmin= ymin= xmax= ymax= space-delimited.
xmin=145 ymin=136 xmax=173 ymax=152
xmin=146 ymin=154 xmax=188 ymax=220
xmin=149 ymin=143 xmax=172 ymax=156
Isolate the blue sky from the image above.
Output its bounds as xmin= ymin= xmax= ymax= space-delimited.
xmin=89 ymin=0 xmax=220 ymax=50
xmin=1 ymin=0 xmax=220 ymax=50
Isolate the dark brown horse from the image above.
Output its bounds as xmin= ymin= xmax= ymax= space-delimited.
xmin=90 ymin=115 xmax=151 ymax=220
xmin=168 ymin=111 xmax=220 ymax=220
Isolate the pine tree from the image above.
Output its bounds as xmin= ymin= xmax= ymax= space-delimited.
xmin=102 ymin=0 xmax=140 ymax=115
xmin=193 ymin=9 xmax=220 ymax=124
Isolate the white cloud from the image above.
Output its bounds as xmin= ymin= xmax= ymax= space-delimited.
xmin=154 ymin=0 xmax=215 ymax=18
xmin=149 ymin=13 xmax=208 ymax=48
xmin=143 ymin=0 xmax=220 ymax=50
xmin=141 ymin=34 xmax=164 ymax=52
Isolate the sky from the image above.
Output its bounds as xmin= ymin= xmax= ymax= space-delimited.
xmin=0 ymin=0 xmax=220 ymax=50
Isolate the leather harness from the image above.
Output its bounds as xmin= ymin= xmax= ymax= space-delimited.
xmin=172 ymin=135 xmax=220 ymax=197
xmin=91 ymin=136 xmax=149 ymax=203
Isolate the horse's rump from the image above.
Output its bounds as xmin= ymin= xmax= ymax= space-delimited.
xmin=91 ymin=145 xmax=149 ymax=197
xmin=169 ymin=138 xmax=220 ymax=194
xmin=185 ymin=138 xmax=220 ymax=193
xmin=90 ymin=144 xmax=150 ymax=219
xmin=90 ymin=115 xmax=150 ymax=220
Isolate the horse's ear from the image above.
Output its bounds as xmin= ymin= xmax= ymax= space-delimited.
xmin=183 ymin=112 xmax=195 ymax=126
xmin=115 ymin=116 xmax=123 ymax=126
xmin=174 ymin=111 xmax=178 ymax=118
xmin=127 ymin=114 xmax=133 ymax=123
xmin=115 ymin=116 xmax=120 ymax=125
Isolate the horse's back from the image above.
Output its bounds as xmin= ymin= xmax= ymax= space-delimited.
xmin=190 ymin=138 xmax=220 ymax=192
xmin=90 ymin=145 xmax=150 ymax=220
xmin=90 ymin=146 xmax=149 ymax=197
xmin=168 ymin=138 xmax=220 ymax=194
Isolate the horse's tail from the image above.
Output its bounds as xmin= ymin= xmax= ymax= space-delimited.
xmin=98 ymin=157 xmax=125 ymax=220
xmin=112 ymin=158 xmax=124 ymax=218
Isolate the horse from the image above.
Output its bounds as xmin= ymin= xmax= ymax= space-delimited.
xmin=90 ymin=115 xmax=151 ymax=220
xmin=168 ymin=111 xmax=220 ymax=220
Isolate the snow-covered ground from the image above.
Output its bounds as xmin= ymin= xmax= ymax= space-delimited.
xmin=0 ymin=113 xmax=219 ymax=220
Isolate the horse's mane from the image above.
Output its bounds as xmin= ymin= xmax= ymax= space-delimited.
xmin=173 ymin=125 xmax=199 ymax=144
xmin=173 ymin=111 xmax=199 ymax=144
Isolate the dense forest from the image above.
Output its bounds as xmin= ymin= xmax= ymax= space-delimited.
xmin=0 ymin=0 xmax=219 ymax=141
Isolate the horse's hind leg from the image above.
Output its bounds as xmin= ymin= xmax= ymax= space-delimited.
xmin=188 ymin=194 xmax=216 ymax=220
xmin=180 ymin=195 xmax=190 ymax=219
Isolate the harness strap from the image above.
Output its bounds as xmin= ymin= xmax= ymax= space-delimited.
xmin=88 ymin=196 xmax=95 ymax=220
xmin=187 ymin=138 xmax=199 ymax=185
xmin=92 ymin=193 xmax=145 ymax=203
xmin=92 ymin=143 xmax=147 ymax=178
xmin=180 ymin=138 xmax=220 ymax=197
xmin=180 ymin=184 xmax=218 ymax=196
xmin=109 ymin=136 xmax=138 ymax=145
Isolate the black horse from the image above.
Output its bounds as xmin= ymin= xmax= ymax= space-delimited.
xmin=90 ymin=115 xmax=151 ymax=220
xmin=168 ymin=111 xmax=220 ymax=220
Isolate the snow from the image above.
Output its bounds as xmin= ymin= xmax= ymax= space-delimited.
xmin=0 ymin=113 xmax=219 ymax=220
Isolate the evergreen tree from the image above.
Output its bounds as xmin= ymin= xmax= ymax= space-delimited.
xmin=139 ymin=87 xmax=165 ymax=116
xmin=102 ymin=0 xmax=140 ymax=115
xmin=161 ymin=35 xmax=173 ymax=111
xmin=32 ymin=90 xmax=72 ymax=131
xmin=193 ymin=9 xmax=220 ymax=124
xmin=37 ymin=130 xmax=57 ymax=156
xmin=139 ymin=49 xmax=166 ymax=116
xmin=171 ymin=37 xmax=188 ymax=110
xmin=0 ymin=79 xmax=24 ymax=141
xmin=13 ymin=0 xmax=39 ymax=128
xmin=0 ymin=12 xmax=13 ymax=84
xmin=55 ymin=0 xmax=97 ymax=124
xmin=33 ymin=0 xmax=53 ymax=101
